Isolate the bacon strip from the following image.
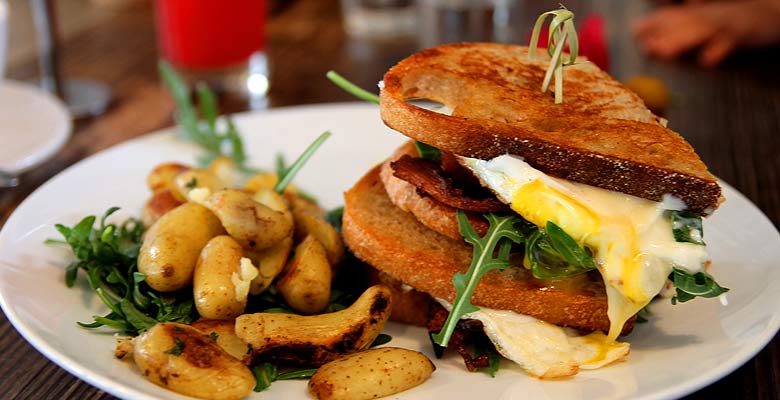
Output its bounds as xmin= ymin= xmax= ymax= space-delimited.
xmin=427 ymin=302 xmax=494 ymax=371
xmin=390 ymin=155 xmax=509 ymax=213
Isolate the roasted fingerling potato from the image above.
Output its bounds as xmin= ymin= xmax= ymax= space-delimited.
xmin=140 ymin=189 xmax=183 ymax=227
xmin=309 ymin=347 xmax=436 ymax=400
xmin=133 ymin=323 xmax=255 ymax=400
xmin=246 ymin=236 xmax=293 ymax=295
xmin=292 ymin=210 xmax=344 ymax=266
xmin=235 ymin=284 xmax=393 ymax=366
xmin=190 ymin=319 xmax=251 ymax=360
xmin=286 ymin=191 xmax=325 ymax=217
xmin=244 ymin=171 xmax=298 ymax=196
xmin=276 ymin=235 xmax=332 ymax=315
xmin=174 ymin=169 xmax=228 ymax=202
xmin=138 ymin=203 xmax=226 ymax=292
xmin=203 ymin=189 xmax=293 ymax=251
xmin=207 ymin=156 xmax=242 ymax=188
xmin=193 ymin=236 xmax=257 ymax=320
xmin=253 ymin=188 xmax=294 ymax=229
xmin=147 ymin=162 xmax=190 ymax=197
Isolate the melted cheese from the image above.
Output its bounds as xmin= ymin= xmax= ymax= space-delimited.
xmin=461 ymin=155 xmax=708 ymax=340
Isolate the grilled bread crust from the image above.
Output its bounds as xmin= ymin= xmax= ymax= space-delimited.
xmin=380 ymin=43 xmax=722 ymax=215
xmin=343 ymin=164 xmax=634 ymax=334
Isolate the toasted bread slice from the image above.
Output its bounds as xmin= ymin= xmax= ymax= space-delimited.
xmin=343 ymin=164 xmax=633 ymax=334
xmin=364 ymin=266 xmax=431 ymax=327
xmin=380 ymin=43 xmax=721 ymax=215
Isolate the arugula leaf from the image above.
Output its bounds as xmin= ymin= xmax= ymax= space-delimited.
xmin=432 ymin=211 xmax=525 ymax=347
xmin=251 ymin=363 xmax=317 ymax=392
xmin=48 ymin=208 xmax=196 ymax=335
xmin=527 ymin=222 xmax=596 ymax=279
xmin=158 ymin=61 xmax=250 ymax=171
xmin=476 ymin=344 xmax=501 ymax=377
xmin=326 ymin=70 xmax=380 ymax=104
xmin=414 ymin=141 xmax=441 ymax=161
xmin=670 ymin=267 xmax=728 ymax=304
xmin=277 ymin=369 xmax=317 ymax=380
xmin=324 ymin=288 xmax=356 ymax=313
xmin=324 ymin=206 xmax=344 ymax=233
xmin=670 ymin=211 xmax=705 ymax=245
xmin=635 ymin=305 xmax=652 ymax=323
xmin=252 ymin=363 xmax=278 ymax=392
xmin=370 ymin=333 xmax=392 ymax=347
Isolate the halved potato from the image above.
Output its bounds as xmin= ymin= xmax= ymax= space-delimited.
xmin=235 ymin=285 xmax=393 ymax=366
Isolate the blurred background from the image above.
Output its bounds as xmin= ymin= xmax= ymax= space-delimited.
xmin=4 ymin=0 xmax=779 ymax=113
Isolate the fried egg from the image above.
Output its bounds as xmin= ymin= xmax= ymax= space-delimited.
xmin=466 ymin=306 xmax=629 ymax=378
xmin=459 ymin=155 xmax=709 ymax=341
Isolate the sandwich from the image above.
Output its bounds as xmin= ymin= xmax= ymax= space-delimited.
xmin=341 ymin=41 xmax=727 ymax=378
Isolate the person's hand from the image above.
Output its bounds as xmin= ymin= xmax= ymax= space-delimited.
xmin=633 ymin=0 xmax=780 ymax=66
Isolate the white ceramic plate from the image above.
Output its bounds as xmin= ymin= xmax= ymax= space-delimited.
xmin=1 ymin=103 xmax=778 ymax=400
xmin=0 ymin=80 xmax=72 ymax=175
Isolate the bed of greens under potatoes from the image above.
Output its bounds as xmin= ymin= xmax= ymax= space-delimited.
xmin=46 ymin=63 xmax=435 ymax=400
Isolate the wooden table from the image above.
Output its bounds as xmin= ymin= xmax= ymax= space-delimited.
xmin=0 ymin=0 xmax=778 ymax=398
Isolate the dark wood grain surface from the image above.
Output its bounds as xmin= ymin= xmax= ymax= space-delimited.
xmin=0 ymin=0 xmax=778 ymax=399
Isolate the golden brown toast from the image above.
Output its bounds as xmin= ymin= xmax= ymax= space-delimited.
xmin=343 ymin=164 xmax=634 ymax=334
xmin=380 ymin=43 xmax=722 ymax=215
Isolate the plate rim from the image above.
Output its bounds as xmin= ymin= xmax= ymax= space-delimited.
xmin=0 ymin=79 xmax=72 ymax=174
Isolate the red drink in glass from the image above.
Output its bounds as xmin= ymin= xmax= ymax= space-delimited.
xmin=154 ymin=0 xmax=267 ymax=70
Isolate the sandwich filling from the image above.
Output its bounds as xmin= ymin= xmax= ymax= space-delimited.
xmin=437 ymin=299 xmax=630 ymax=378
xmin=460 ymin=155 xmax=709 ymax=340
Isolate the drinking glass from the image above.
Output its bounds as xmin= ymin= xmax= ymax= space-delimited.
xmin=154 ymin=0 xmax=269 ymax=106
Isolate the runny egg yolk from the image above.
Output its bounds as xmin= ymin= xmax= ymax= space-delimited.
xmin=461 ymin=155 xmax=708 ymax=341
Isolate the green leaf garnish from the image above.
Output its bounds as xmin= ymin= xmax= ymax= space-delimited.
xmin=273 ymin=131 xmax=331 ymax=193
xmin=326 ymin=70 xmax=380 ymax=104
xmin=414 ymin=141 xmax=441 ymax=161
xmin=252 ymin=363 xmax=278 ymax=392
xmin=670 ymin=267 xmax=728 ymax=304
xmin=277 ymin=369 xmax=317 ymax=380
xmin=370 ymin=333 xmax=393 ymax=347
xmin=526 ymin=222 xmax=596 ymax=279
xmin=670 ymin=211 xmax=705 ymax=245
xmin=432 ymin=211 xmax=525 ymax=347
xmin=158 ymin=61 xmax=250 ymax=171
xmin=635 ymin=305 xmax=652 ymax=323
xmin=324 ymin=206 xmax=344 ymax=233
xmin=47 ymin=208 xmax=196 ymax=335
xmin=208 ymin=332 xmax=219 ymax=341
xmin=528 ymin=7 xmax=579 ymax=104
xmin=252 ymin=363 xmax=317 ymax=392
xmin=476 ymin=344 xmax=501 ymax=377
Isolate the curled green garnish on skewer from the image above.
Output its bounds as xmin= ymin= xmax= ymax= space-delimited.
xmin=528 ymin=7 xmax=579 ymax=104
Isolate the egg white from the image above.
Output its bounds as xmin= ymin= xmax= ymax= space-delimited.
xmin=459 ymin=155 xmax=709 ymax=341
